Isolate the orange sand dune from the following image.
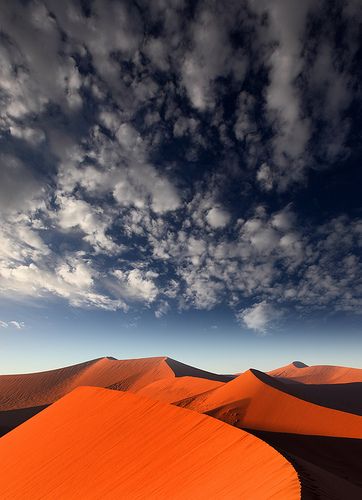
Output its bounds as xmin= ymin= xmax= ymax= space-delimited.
xmin=176 ymin=369 xmax=362 ymax=438
xmin=259 ymin=370 xmax=362 ymax=416
xmin=0 ymin=356 xmax=167 ymax=410
xmin=269 ymin=361 xmax=362 ymax=384
xmin=135 ymin=375 xmax=223 ymax=403
xmin=0 ymin=356 xmax=228 ymax=411
xmin=0 ymin=387 xmax=300 ymax=499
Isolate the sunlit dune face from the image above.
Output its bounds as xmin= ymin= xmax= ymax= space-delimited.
xmin=176 ymin=369 xmax=362 ymax=438
xmin=0 ymin=387 xmax=300 ymax=499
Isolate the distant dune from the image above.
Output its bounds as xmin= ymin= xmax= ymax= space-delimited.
xmin=0 ymin=356 xmax=230 ymax=434
xmin=0 ymin=386 xmax=300 ymax=499
xmin=268 ymin=361 xmax=362 ymax=384
xmin=176 ymin=368 xmax=362 ymax=438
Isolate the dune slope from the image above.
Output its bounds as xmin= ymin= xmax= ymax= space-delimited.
xmin=176 ymin=369 xmax=362 ymax=438
xmin=0 ymin=356 xmax=169 ymax=410
xmin=268 ymin=362 xmax=362 ymax=384
xmin=260 ymin=373 xmax=362 ymax=416
xmin=0 ymin=356 xmax=228 ymax=411
xmin=0 ymin=386 xmax=300 ymax=500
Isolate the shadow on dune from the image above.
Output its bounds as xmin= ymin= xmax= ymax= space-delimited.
xmin=165 ymin=358 xmax=234 ymax=382
xmin=248 ymin=429 xmax=362 ymax=500
xmin=252 ymin=369 xmax=362 ymax=416
xmin=0 ymin=405 xmax=48 ymax=436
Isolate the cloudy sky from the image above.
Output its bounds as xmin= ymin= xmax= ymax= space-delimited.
xmin=0 ymin=0 xmax=361 ymax=373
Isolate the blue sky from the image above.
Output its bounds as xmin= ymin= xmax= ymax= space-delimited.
xmin=0 ymin=0 xmax=361 ymax=374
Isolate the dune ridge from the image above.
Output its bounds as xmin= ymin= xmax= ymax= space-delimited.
xmin=0 ymin=386 xmax=300 ymax=499
xmin=0 ymin=356 xmax=228 ymax=411
xmin=175 ymin=368 xmax=362 ymax=438
xmin=268 ymin=362 xmax=362 ymax=384
xmin=0 ymin=356 xmax=230 ymax=434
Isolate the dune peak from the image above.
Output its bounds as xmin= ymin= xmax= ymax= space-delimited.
xmin=292 ymin=361 xmax=308 ymax=368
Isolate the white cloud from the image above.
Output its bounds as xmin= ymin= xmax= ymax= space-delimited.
xmin=256 ymin=163 xmax=274 ymax=191
xmin=181 ymin=6 xmax=242 ymax=110
xmin=0 ymin=320 xmax=24 ymax=329
xmin=238 ymin=301 xmax=281 ymax=334
xmin=114 ymin=269 xmax=159 ymax=303
xmin=56 ymin=195 xmax=117 ymax=253
xmin=155 ymin=300 xmax=170 ymax=319
xmin=206 ymin=207 xmax=231 ymax=229
xmin=271 ymin=208 xmax=296 ymax=231
xmin=0 ymin=1 xmax=359 ymax=325
xmin=9 ymin=321 xmax=25 ymax=329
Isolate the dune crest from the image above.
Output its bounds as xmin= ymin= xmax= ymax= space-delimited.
xmin=0 ymin=356 xmax=230 ymax=434
xmin=176 ymin=369 xmax=362 ymax=438
xmin=268 ymin=362 xmax=362 ymax=384
xmin=0 ymin=386 xmax=300 ymax=499
xmin=0 ymin=356 xmax=229 ymax=412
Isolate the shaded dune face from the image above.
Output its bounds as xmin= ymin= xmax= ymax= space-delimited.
xmin=176 ymin=369 xmax=362 ymax=438
xmin=249 ymin=430 xmax=362 ymax=500
xmin=0 ymin=387 xmax=300 ymax=500
xmin=257 ymin=370 xmax=362 ymax=416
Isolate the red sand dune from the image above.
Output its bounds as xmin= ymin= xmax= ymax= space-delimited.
xmin=0 ymin=356 xmax=228 ymax=411
xmin=135 ymin=375 xmax=223 ymax=403
xmin=0 ymin=356 xmax=229 ymax=435
xmin=176 ymin=369 xmax=362 ymax=438
xmin=0 ymin=386 xmax=300 ymax=499
xmin=268 ymin=361 xmax=362 ymax=384
xmin=259 ymin=369 xmax=362 ymax=416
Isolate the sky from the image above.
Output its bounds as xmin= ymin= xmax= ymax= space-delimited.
xmin=0 ymin=0 xmax=361 ymax=374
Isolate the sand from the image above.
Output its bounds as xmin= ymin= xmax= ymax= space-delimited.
xmin=0 ymin=356 xmax=227 ymax=411
xmin=258 ymin=370 xmax=362 ymax=416
xmin=268 ymin=362 xmax=362 ymax=384
xmin=0 ymin=386 xmax=300 ymax=500
xmin=176 ymin=368 xmax=362 ymax=438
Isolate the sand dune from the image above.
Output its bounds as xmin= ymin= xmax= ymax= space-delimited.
xmin=260 ymin=371 xmax=362 ymax=416
xmin=269 ymin=361 xmax=362 ymax=384
xmin=0 ymin=356 xmax=167 ymax=410
xmin=0 ymin=356 xmax=227 ymax=411
xmin=0 ymin=386 xmax=300 ymax=499
xmin=176 ymin=369 xmax=362 ymax=438
xmin=135 ymin=375 xmax=224 ymax=403
xmin=0 ymin=356 xmax=229 ymax=434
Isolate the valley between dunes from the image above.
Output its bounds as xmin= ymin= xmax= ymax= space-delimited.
xmin=0 ymin=356 xmax=361 ymax=499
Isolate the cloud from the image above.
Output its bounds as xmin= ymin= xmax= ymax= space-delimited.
xmin=238 ymin=301 xmax=281 ymax=334
xmin=0 ymin=320 xmax=24 ymax=329
xmin=206 ymin=207 xmax=231 ymax=229
xmin=155 ymin=300 xmax=170 ymax=319
xmin=113 ymin=269 xmax=159 ymax=304
xmin=0 ymin=154 xmax=44 ymax=214
xmin=9 ymin=321 xmax=25 ymax=329
xmin=0 ymin=0 xmax=360 ymax=327
xmin=56 ymin=195 xmax=118 ymax=254
xmin=256 ymin=164 xmax=274 ymax=191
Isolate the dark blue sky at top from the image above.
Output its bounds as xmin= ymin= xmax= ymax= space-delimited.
xmin=0 ymin=0 xmax=361 ymax=372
